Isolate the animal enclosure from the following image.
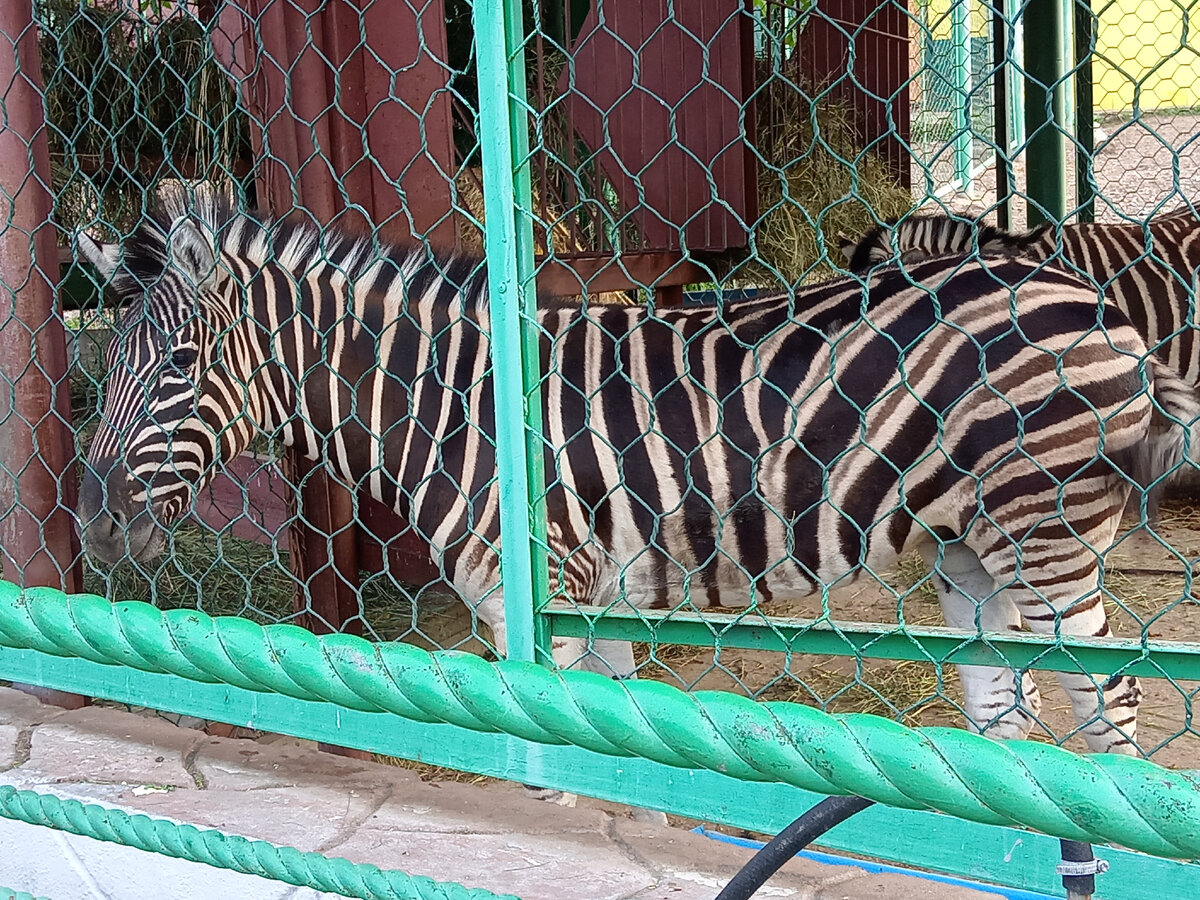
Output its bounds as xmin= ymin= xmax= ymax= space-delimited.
xmin=2 ymin=0 xmax=1200 ymax=897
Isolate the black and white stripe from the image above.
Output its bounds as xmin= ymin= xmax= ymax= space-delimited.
xmin=76 ymin=185 xmax=1200 ymax=755
xmin=841 ymin=208 xmax=1200 ymax=383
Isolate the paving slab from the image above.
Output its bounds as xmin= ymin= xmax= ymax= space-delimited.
xmin=0 ymin=724 xmax=24 ymax=772
xmin=191 ymin=733 xmax=407 ymax=791
xmin=348 ymin=827 xmax=659 ymax=900
xmin=128 ymin=783 xmax=392 ymax=851
xmin=0 ymin=687 xmax=1010 ymax=900
xmin=0 ymin=689 xmax=64 ymax=729
xmin=612 ymin=819 xmax=844 ymax=894
xmin=349 ymin=777 xmax=617 ymax=837
xmin=815 ymin=871 xmax=997 ymax=898
xmin=24 ymin=706 xmax=202 ymax=789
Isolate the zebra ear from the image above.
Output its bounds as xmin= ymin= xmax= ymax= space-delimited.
xmin=76 ymin=232 xmax=121 ymax=281
xmin=167 ymin=216 xmax=224 ymax=292
xmin=837 ymin=231 xmax=856 ymax=264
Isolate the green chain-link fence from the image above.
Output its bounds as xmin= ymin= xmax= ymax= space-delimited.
xmin=3 ymin=0 xmax=1200 ymax=895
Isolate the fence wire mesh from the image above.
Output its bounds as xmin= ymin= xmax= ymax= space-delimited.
xmin=5 ymin=0 xmax=1200 ymax=784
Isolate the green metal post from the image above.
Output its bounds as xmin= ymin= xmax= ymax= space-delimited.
xmin=991 ymin=0 xmax=1012 ymax=228
xmin=1023 ymin=0 xmax=1069 ymax=224
xmin=1074 ymin=0 xmax=1096 ymax=222
xmin=1007 ymin=0 xmax=1025 ymax=148
xmin=951 ymin=0 xmax=972 ymax=188
xmin=471 ymin=0 xmax=552 ymax=664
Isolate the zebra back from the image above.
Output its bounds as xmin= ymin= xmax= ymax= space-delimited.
xmin=842 ymin=209 xmax=1200 ymax=385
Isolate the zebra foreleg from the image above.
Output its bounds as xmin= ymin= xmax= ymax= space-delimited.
xmin=920 ymin=542 xmax=1043 ymax=741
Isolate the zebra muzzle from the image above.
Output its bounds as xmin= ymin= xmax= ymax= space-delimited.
xmin=76 ymin=459 xmax=170 ymax=565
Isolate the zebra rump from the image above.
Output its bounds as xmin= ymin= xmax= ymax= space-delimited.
xmin=75 ymin=185 xmax=1198 ymax=754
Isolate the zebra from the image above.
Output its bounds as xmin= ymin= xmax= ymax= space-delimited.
xmin=75 ymin=184 xmax=1199 ymax=761
xmin=839 ymin=207 xmax=1200 ymax=384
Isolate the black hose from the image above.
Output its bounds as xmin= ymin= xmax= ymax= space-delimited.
xmin=715 ymin=795 xmax=875 ymax=900
xmin=1059 ymin=840 xmax=1102 ymax=899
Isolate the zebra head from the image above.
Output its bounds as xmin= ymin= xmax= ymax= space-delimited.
xmin=75 ymin=201 xmax=270 ymax=566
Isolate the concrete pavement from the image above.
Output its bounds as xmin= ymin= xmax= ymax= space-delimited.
xmin=0 ymin=687 xmax=1003 ymax=899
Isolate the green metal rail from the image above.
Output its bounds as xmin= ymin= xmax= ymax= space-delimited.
xmin=1023 ymin=0 xmax=1069 ymax=223
xmin=2 ymin=580 xmax=1200 ymax=862
xmin=545 ymin=606 xmax=1200 ymax=680
xmin=471 ymin=0 xmax=551 ymax=666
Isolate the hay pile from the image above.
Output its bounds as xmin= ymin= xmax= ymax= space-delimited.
xmin=39 ymin=0 xmax=249 ymax=237
xmin=739 ymin=69 xmax=914 ymax=286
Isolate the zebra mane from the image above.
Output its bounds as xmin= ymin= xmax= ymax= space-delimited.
xmin=110 ymin=183 xmax=253 ymax=297
xmin=843 ymin=213 xmax=1055 ymax=273
xmin=113 ymin=182 xmax=487 ymax=312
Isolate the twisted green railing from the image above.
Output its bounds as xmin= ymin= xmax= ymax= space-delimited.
xmin=0 ymin=786 xmax=517 ymax=900
xmin=0 ymin=888 xmax=49 ymax=900
xmin=2 ymin=580 xmax=1199 ymax=860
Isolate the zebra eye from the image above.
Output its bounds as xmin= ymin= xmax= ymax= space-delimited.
xmin=170 ymin=347 xmax=198 ymax=370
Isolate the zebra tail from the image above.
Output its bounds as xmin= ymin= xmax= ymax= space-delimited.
xmin=1127 ymin=357 xmax=1200 ymax=520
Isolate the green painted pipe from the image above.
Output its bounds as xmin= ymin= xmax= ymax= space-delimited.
xmin=470 ymin=0 xmax=551 ymax=664
xmin=1 ymin=581 xmax=1200 ymax=859
xmin=1023 ymin=0 xmax=1069 ymax=224
xmin=950 ymin=0 xmax=973 ymax=188
xmin=0 ymin=785 xmax=518 ymax=900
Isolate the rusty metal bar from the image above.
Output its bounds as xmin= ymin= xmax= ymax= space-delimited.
xmin=0 ymin=0 xmax=85 ymax=709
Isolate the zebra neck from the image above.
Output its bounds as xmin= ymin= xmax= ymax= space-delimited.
xmin=273 ymin=279 xmax=496 ymax=538
xmin=1009 ymin=224 xmax=1058 ymax=258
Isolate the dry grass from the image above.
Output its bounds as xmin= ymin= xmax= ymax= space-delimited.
xmin=373 ymin=754 xmax=498 ymax=785
xmin=728 ymin=72 xmax=914 ymax=287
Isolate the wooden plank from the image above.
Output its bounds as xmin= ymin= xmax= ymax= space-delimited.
xmin=189 ymin=453 xmax=291 ymax=549
xmin=56 ymin=152 xmax=254 ymax=182
xmin=189 ymin=454 xmax=443 ymax=591
xmin=355 ymin=502 xmax=442 ymax=587
xmin=796 ymin=0 xmax=912 ymax=189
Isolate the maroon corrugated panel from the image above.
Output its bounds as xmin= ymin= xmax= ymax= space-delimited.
xmin=560 ymin=0 xmax=756 ymax=252
xmin=797 ymin=0 xmax=911 ymax=188
xmin=213 ymin=0 xmax=459 ymax=634
xmin=214 ymin=0 xmax=457 ymax=245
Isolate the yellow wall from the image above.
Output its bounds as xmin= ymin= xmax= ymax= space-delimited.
xmin=923 ymin=0 xmax=1199 ymax=112
xmin=1093 ymin=0 xmax=1200 ymax=111
xmin=925 ymin=0 xmax=988 ymax=41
